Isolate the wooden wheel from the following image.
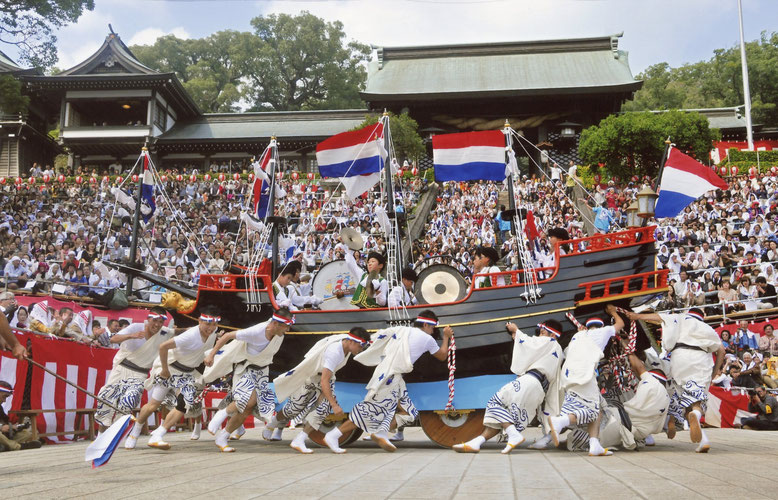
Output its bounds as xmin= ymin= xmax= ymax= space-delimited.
xmin=308 ymin=416 xmax=363 ymax=448
xmin=419 ymin=409 xmax=485 ymax=448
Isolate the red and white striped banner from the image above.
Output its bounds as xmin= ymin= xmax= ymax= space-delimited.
xmin=15 ymin=296 xmax=172 ymax=329
xmin=26 ymin=334 xmax=116 ymax=443
xmin=706 ymin=385 xmax=754 ymax=428
xmin=0 ymin=332 xmax=30 ymax=417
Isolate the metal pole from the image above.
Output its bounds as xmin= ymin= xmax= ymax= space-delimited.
xmin=382 ymin=113 xmax=403 ymax=275
xmin=737 ymin=0 xmax=755 ymax=150
xmin=125 ymin=147 xmax=146 ymax=297
xmin=265 ymin=137 xmax=279 ymax=278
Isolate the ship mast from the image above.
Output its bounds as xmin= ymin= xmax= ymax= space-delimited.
xmin=381 ymin=112 xmax=404 ymax=279
xmin=125 ymin=146 xmax=147 ymax=297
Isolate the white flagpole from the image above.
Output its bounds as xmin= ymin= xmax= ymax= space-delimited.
xmin=737 ymin=0 xmax=754 ymax=151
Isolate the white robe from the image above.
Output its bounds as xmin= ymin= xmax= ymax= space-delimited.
xmin=273 ymin=334 xmax=350 ymax=401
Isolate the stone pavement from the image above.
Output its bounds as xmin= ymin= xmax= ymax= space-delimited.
xmin=1 ymin=427 xmax=777 ymax=499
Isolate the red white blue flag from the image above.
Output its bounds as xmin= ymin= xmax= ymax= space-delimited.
xmin=252 ymin=145 xmax=273 ymax=220
xmin=655 ymin=147 xmax=728 ymax=218
xmin=316 ymin=123 xmax=386 ymax=199
xmin=85 ymin=414 xmax=134 ymax=468
xmin=432 ymin=130 xmax=506 ymax=182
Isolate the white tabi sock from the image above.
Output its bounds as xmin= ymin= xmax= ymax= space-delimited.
xmin=374 ymin=430 xmax=390 ymax=441
xmin=505 ymin=425 xmax=523 ymax=445
xmin=291 ymin=431 xmax=308 ymax=447
xmin=268 ymin=414 xmax=280 ymax=429
xmin=208 ymin=409 xmax=230 ymax=434
xmin=323 ymin=428 xmax=345 ymax=453
xmin=130 ymin=421 xmax=143 ymax=438
xmin=150 ymin=426 xmax=167 ymax=442
xmin=589 ymin=437 xmax=606 ymax=455
xmin=558 ymin=415 xmax=571 ymax=429
xmin=465 ymin=435 xmax=486 ymax=450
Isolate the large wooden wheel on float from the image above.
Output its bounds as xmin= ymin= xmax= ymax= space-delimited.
xmin=419 ymin=409 xmax=485 ymax=448
xmin=308 ymin=414 xmax=363 ymax=448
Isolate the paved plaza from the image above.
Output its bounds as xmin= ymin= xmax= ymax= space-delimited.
xmin=1 ymin=427 xmax=776 ymax=499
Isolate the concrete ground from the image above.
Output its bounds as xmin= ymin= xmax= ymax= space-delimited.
xmin=1 ymin=426 xmax=776 ymax=499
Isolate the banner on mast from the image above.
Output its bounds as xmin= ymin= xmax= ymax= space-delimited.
xmin=432 ymin=130 xmax=506 ymax=182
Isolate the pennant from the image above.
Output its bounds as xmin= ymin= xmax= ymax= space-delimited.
xmin=85 ymin=414 xmax=134 ymax=468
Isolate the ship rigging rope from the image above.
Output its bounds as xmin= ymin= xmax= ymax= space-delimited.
xmin=510 ymin=130 xmax=610 ymax=233
xmin=99 ymin=154 xmax=142 ymax=261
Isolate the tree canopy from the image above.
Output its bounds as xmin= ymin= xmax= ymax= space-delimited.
xmin=0 ymin=0 xmax=94 ymax=68
xmin=578 ymin=110 xmax=719 ymax=179
xmin=131 ymin=11 xmax=370 ymax=113
xmin=623 ymin=31 xmax=778 ymax=127
xmin=0 ymin=73 xmax=29 ymax=113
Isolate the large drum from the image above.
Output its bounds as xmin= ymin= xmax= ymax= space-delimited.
xmin=312 ymin=260 xmax=361 ymax=310
xmin=415 ymin=264 xmax=469 ymax=305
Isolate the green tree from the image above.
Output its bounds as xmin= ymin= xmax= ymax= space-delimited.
xmin=623 ymin=31 xmax=778 ymax=127
xmin=131 ymin=31 xmax=248 ymax=113
xmin=578 ymin=110 xmax=719 ymax=179
xmin=0 ymin=0 xmax=94 ymax=67
xmin=0 ymin=73 xmax=29 ymax=113
xmin=355 ymin=112 xmax=425 ymax=164
xmin=241 ymin=11 xmax=370 ymax=111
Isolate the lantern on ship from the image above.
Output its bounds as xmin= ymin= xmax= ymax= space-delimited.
xmin=203 ymin=173 xmax=211 ymax=182
xmin=28 ymin=176 xmax=36 ymax=185
xmin=89 ymin=176 xmax=97 ymax=184
xmin=291 ymin=171 xmax=299 ymax=181
xmin=58 ymin=174 xmax=66 ymax=183
xmin=412 ymin=167 xmax=419 ymax=176
xmin=637 ymin=186 xmax=659 ymax=219
xmin=218 ymin=173 xmax=226 ymax=182
xmin=248 ymin=173 xmax=255 ymax=182
xmin=730 ymin=166 xmax=739 ymax=176
xmin=233 ymin=173 xmax=241 ymax=181
xmin=43 ymin=174 xmax=50 ymax=183
xmin=307 ymin=172 xmax=315 ymax=181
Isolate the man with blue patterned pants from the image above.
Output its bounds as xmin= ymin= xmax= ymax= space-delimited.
xmin=453 ymin=319 xmax=566 ymax=454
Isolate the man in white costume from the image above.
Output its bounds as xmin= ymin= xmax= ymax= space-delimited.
xmin=547 ymin=305 xmax=624 ymax=456
xmin=267 ymin=326 xmax=369 ymax=454
xmin=203 ymin=307 xmax=294 ymax=452
xmin=453 ymin=319 xmax=566 ymax=454
xmin=625 ymin=307 xmax=725 ymax=453
xmin=124 ymin=305 xmax=221 ymax=450
xmin=323 ymin=310 xmax=452 ymax=453
xmin=387 ymin=268 xmax=418 ymax=309
xmin=94 ymin=307 xmax=169 ymax=429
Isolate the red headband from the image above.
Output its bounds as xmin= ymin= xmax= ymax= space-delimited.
xmin=537 ymin=323 xmax=561 ymax=337
xmin=649 ymin=370 xmax=668 ymax=382
xmin=147 ymin=313 xmax=165 ymax=320
xmin=272 ymin=314 xmax=295 ymax=325
xmin=347 ymin=333 xmax=368 ymax=344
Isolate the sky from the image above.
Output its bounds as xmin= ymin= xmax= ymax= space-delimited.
xmin=7 ymin=0 xmax=778 ymax=75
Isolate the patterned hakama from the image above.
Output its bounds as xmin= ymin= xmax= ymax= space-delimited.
xmin=348 ymin=374 xmax=418 ymax=434
xmin=231 ymin=365 xmax=275 ymax=421
xmin=483 ymin=375 xmax=545 ymax=431
xmin=560 ymin=389 xmax=601 ymax=426
xmin=95 ymin=365 xmax=146 ymax=427
xmin=277 ymin=377 xmax=334 ymax=431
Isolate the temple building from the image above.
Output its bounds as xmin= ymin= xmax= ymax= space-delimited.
xmin=8 ymin=29 xmax=650 ymax=175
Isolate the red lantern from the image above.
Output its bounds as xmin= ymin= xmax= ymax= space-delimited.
xmin=0 ymin=177 xmax=5 ymax=185
xmin=749 ymin=166 xmax=758 ymax=178
xmin=42 ymin=174 xmax=50 ymax=183
xmin=719 ymin=166 xmax=729 ymax=176
xmin=75 ymin=175 xmax=83 ymax=184
xmin=771 ymin=166 xmax=778 ymax=175
xmin=58 ymin=174 xmax=66 ymax=183
xmin=291 ymin=171 xmax=299 ymax=181
xmin=248 ymin=173 xmax=255 ymax=182
xmin=412 ymin=167 xmax=419 ymax=176
xmin=175 ymin=174 xmax=183 ymax=182
xmin=160 ymin=175 xmax=168 ymax=182
xmin=593 ymin=174 xmax=601 ymax=183
xmin=116 ymin=176 xmax=123 ymax=184
xmin=631 ymin=175 xmax=639 ymax=182
xmin=102 ymin=175 xmax=110 ymax=183
xmin=189 ymin=174 xmax=197 ymax=183
xmin=233 ymin=173 xmax=241 ymax=181
xmin=28 ymin=176 xmax=36 ymax=185
xmin=131 ymin=174 xmax=138 ymax=183
xmin=397 ymin=169 xmax=404 ymax=177
xmin=89 ymin=176 xmax=97 ymax=184
xmin=203 ymin=173 xmax=211 ymax=182
xmin=730 ymin=165 xmax=739 ymax=176
xmin=307 ymin=172 xmax=315 ymax=181
xmin=218 ymin=173 xmax=226 ymax=182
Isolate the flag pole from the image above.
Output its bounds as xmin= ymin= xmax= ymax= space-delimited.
xmin=125 ymin=146 xmax=147 ymax=298
xmin=737 ymin=0 xmax=754 ymax=150
xmin=26 ymin=357 xmax=123 ymax=413
xmin=266 ymin=137 xmax=280 ymax=278
xmin=654 ymin=137 xmax=673 ymax=192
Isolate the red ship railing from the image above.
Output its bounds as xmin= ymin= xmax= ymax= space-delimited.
xmin=565 ymin=226 xmax=655 ymax=254
xmin=577 ymin=269 xmax=669 ymax=305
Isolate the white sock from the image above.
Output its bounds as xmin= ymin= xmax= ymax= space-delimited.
xmin=215 ymin=429 xmax=229 ymax=448
xmin=130 ymin=421 xmax=143 ymax=438
xmin=505 ymin=425 xmax=522 ymax=443
xmin=327 ymin=427 xmax=343 ymax=440
xmin=465 ymin=435 xmax=486 ymax=449
xmin=268 ymin=414 xmax=280 ymax=429
xmin=690 ymin=409 xmax=701 ymax=421
xmin=589 ymin=437 xmax=604 ymax=455
xmin=292 ymin=431 xmax=308 ymax=447
xmin=558 ymin=415 xmax=571 ymax=429
xmin=536 ymin=433 xmax=551 ymax=445
xmin=209 ymin=409 xmax=229 ymax=430
xmin=151 ymin=426 xmax=167 ymax=440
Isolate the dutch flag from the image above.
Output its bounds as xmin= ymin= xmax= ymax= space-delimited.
xmin=654 ymin=147 xmax=728 ymax=218
xmin=316 ymin=123 xmax=386 ymax=199
xmin=432 ymin=130 xmax=506 ymax=182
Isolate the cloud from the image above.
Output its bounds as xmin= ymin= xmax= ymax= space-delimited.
xmin=128 ymin=27 xmax=190 ymax=47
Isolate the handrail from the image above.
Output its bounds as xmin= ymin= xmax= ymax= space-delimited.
xmin=472 ymin=266 xmax=555 ymax=289
xmin=564 ymin=226 xmax=656 ymax=255
xmin=577 ymin=269 xmax=669 ymax=303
